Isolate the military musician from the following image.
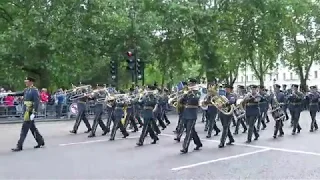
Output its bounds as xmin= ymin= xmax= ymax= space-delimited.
xmin=180 ymin=78 xmax=202 ymax=154
xmin=287 ymin=84 xmax=304 ymax=135
xmin=69 ymin=83 xmax=92 ymax=134
xmin=244 ymin=85 xmax=261 ymax=143
xmin=307 ymin=86 xmax=319 ymax=132
xmin=109 ymin=91 xmax=129 ymax=140
xmin=136 ymin=85 xmax=159 ymax=146
xmin=203 ymin=85 xmax=220 ymax=138
xmin=124 ymin=88 xmax=139 ymax=133
xmin=174 ymin=83 xmax=188 ymax=142
xmin=154 ymin=88 xmax=167 ymax=131
xmin=217 ymin=85 xmax=235 ymax=148
xmin=9 ymin=77 xmax=45 ymax=152
xmin=159 ymin=88 xmax=171 ymax=125
xmin=87 ymin=84 xmax=108 ymax=138
xmin=233 ymin=85 xmax=247 ymax=135
xmin=257 ymin=85 xmax=268 ymax=131
xmin=272 ymin=84 xmax=285 ymax=138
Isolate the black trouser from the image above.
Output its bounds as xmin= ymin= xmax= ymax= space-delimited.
xmin=110 ymin=116 xmax=128 ymax=140
xmin=207 ymin=112 xmax=220 ymax=137
xmin=175 ymin=113 xmax=184 ymax=139
xmin=234 ymin=117 xmax=247 ymax=134
xmin=72 ymin=109 xmax=91 ymax=132
xmin=17 ymin=120 xmax=44 ymax=148
xmin=289 ymin=109 xmax=301 ymax=133
xmin=125 ymin=113 xmax=138 ymax=131
xmin=138 ymin=118 xmax=158 ymax=144
xmin=273 ymin=119 xmax=284 ymax=136
xmin=90 ymin=106 xmax=107 ymax=136
xmin=105 ymin=109 xmax=114 ymax=132
xmin=182 ymin=119 xmax=202 ymax=151
xmin=310 ymin=110 xmax=318 ymax=130
xmin=161 ymin=110 xmax=170 ymax=124
xmin=257 ymin=110 xmax=267 ymax=131
xmin=219 ymin=113 xmax=234 ymax=145
xmin=246 ymin=115 xmax=259 ymax=141
xmin=156 ymin=112 xmax=167 ymax=129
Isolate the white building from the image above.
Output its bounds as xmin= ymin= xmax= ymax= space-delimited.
xmin=233 ymin=62 xmax=320 ymax=90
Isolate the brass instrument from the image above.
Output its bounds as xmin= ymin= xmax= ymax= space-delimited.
xmin=68 ymin=84 xmax=92 ymax=101
xmin=168 ymin=89 xmax=187 ymax=108
xmin=270 ymin=94 xmax=285 ymax=121
xmin=207 ymin=85 xmax=234 ymax=115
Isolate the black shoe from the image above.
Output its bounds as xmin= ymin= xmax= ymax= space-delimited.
xmin=242 ymin=129 xmax=247 ymax=133
xmin=233 ymin=131 xmax=238 ymax=135
xmin=246 ymin=140 xmax=251 ymax=143
xmin=132 ymin=129 xmax=138 ymax=133
xmin=273 ymin=135 xmax=277 ymax=139
xmin=84 ymin=129 xmax=92 ymax=133
xmin=254 ymin=136 xmax=259 ymax=141
xmin=292 ymin=132 xmax=296 ymax=135
xmin=88 ymin=134 xmax=95 ymax=138
xmin=101 ymin=131 xmax=108 ymax=136
xmin=69 ymin=130 xmax=77 ymax=134
xmin=11 ymin=147 xmax=22 ymax=152
xmin=310 ymin=129 xmax=314 ymax=132
xmin=109 ymin=138 xmax=115 ymax=141
xmin=151 ymin=137 xmax=159 ymax=144
xmin=194 ymin=144 xmax=202 ymax=150
xmin=180 ymin=149 xmax=188 ymax=154
xmin=218 ymin=144 xmax=224 ymax=148
xmin=206 ymin=135 xmax=211 ymax=138
xmin=297 ymin=128 xmax=301 ymax=133
xmin=136 ymin=142 xmax=143 ymax=146
xmin=34 ymin=142 xmax=45 ymax=149
xmin=214 ymin=130 xmax=220 ymax=136
xmin=226 ymin=140 xmax=234 ymax=145
xmin=122 ymin=133 xmax=129 ymax=138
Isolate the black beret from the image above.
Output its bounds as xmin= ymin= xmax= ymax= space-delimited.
xmin=225 ymin=84 xmax=233 ymax=89
xmin=25 ymin=77 xmax=36 ymax=82
xmin=250 ymin=85 xmax=258 ymax=88
xmin=274 ymin=84 xmax=281 ymax=88
xmin=259 ymin=85 xmax=265 ymax=89
xmin=237 ymin=85 xmax=245 ymax=89
xmin=310 ymin=86 xmax=317 ymax=89
xmin=291 ymin=84 xmax=299 ymax=88
xmin=188 ymin=78 xmax=197 ymax=83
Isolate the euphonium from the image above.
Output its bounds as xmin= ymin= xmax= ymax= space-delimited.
xmin=210 ymin=95 xmax=234 ymax=115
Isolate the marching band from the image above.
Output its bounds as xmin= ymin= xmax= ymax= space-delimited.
xmin=1 ymin=77 xmax=320 ymax=154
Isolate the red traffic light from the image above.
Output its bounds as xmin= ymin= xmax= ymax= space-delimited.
xmin=127 ymin=51 xmax=133 ymax=57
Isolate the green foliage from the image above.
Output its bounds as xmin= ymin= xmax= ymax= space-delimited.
xmin=1 ymin=0 xmax=319 ymax=90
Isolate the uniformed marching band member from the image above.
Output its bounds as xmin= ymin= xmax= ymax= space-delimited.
xmin=159 ymin=88 xmax=171 ymax=125
xmin=154 ymin=88 xmax=167 ymax=131
xmin=234 ymin=85 xmax=247 ymax=135
xmin=244 ymin=85 xmax=261 ymax=143
xmin=287 ymin=84 xmax=304 ymax=135
xmin=9 ymin=77 xmax=45 ymax=152
xmin=282 ymin=84 xmax=290 ymax=121
xmin=257 ymin=85 xmax=268 ymax=131
xmin=217 ymin=85 xmax=235 ymax=148
xmin=180 ymin=78 xmax=202 ymax=154
xmin=174 ymin=82 xmax=188 ymax=135
xmin=202 ymin=85 xmax=220 ymax=138
xmin=132 ymin=88 xmax=143 ymax=128
xmin=272 ymin=84 xmax=285 ymax=138
xmin=136 ymin=85 xmax=159 ymax=146
xmin=109 ymin=91 xmax=129 ymax=141
xmin=307 ymin=86 xmax=319 ymax=132
xmin=87 ymin=84 xmax=108 ymax=138
xmin=124 ymin=89 xmax=139 ymax=133
xmin=69 ymin=83 xmax=92 ymax=134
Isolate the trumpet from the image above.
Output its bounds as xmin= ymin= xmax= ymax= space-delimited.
xmin=68 ymin=84 xmax=92 ymax=101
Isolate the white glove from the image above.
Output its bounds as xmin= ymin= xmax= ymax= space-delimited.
xmin=30 ymin=114 xmax=35 ymax=121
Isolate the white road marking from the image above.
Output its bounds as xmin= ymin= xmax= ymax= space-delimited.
xmin=161 ymin=133 xmax=320 ymax=157
xmin=59 ymin=136 xmax=140 ymax=146
xmin=171 ymin=149 xmax=271 ymax=171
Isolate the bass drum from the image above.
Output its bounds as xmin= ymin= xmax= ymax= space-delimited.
xmin=69 ymin=103 xmax=78 ymax=115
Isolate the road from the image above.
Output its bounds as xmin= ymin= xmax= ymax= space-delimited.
xmin=1 ymin=111 xmax=320 ymax=179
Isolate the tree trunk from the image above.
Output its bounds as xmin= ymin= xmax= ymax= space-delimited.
xmin=299 ymin=78 xmax=307 ymax=92
xmin=259 ymin=76 xmax=264 ymax=86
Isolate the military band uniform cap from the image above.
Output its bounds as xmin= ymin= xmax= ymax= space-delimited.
xmin=259 ymin=85 xmax=265 ymax=89
xmin=188 ymin=78 xmax=197 ymax=83
xmin=25 ymin=77 xmax=36 ymax=82
xmin=237 ymin=85 xmax=245 ymax=89
xmin=250 ymin=85 xmax=258 ymax=88
xmin=292 ymin=84 xmax=299 ymax=88
xmin=225 ymin=84 xmax=233 ymax=89
xmin=310 ymin=86 xmax=317 ymax=89
xmin=283 ymin=84 xmax=287 ymax=87
xmin=147 ymin=85 xmax=156 ymax=90
xmin=274 ymin=84 xmax=281 ymax=88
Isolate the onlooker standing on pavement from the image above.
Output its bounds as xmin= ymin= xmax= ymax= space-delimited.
xmin=55 ymin=89 xmax=65 ymax=118
xmin=4 ymin=90 xmax=15 ymax=117
xmin=40 ymin=88 xmax=49 ymax=116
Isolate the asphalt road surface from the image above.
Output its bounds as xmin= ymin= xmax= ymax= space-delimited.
xmin=1 ymin=111 xmax=320 ymax=179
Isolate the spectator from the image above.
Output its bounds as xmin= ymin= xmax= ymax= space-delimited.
xmin=4 ymin=90 xmax=15 ymax=117
xmin=40 ymin=88 xmax=49 ymax=115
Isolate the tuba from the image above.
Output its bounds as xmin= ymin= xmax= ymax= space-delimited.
xmin=209 ymin=85 xmax=234 ymax=115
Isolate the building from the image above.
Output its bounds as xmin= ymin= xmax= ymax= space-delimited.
xmin=233 ymin=62 xmax=320 ymax=90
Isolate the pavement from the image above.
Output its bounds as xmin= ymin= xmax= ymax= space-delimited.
xmin=1 ymin=112 xmax=320 ymax=179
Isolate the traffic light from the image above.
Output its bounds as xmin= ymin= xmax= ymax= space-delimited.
xmin=110 ymin=59 xmax=117 ymax=80
xmin=136 ymin=58 xmax=143 ymax=80
xmin=126 ymin=51 xmax=135 ymax=70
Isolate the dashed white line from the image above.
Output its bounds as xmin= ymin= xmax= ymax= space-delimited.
xmin=171 ymin=148 xmax=271 ymax=171
xmin=161 ymin=133 xmax=320 ymax=157
xmin=59 ymin=136 xmax=140 ymax=146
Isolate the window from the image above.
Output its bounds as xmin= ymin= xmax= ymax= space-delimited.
xmin=283 ymin=73 xmax=286 ymax=80
xmin=241 ymin=76 xmax=244 ymax=82
xmin=246 ymin=76 xmax=248 ymax=81
xmin=251 ymin=75 xmax=255 ymax=81
xmin=314 ymin=71 xmax=318 ymax=78
xmin=275 ymin=74 xmax=279 ymax=80
xmin=269 ymin=74 xmax=272 ymax=81
xmin=290 ymin=73 xmax=293 ymax=80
